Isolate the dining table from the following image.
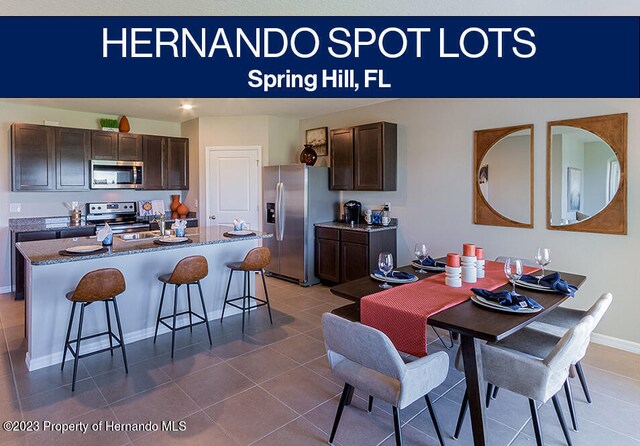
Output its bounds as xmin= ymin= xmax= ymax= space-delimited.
xmin=330 ymin=261 xmax=586 ymax=446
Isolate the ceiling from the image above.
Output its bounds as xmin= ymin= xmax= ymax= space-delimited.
xmin=2 ymin=98 xmax=394 ymax=123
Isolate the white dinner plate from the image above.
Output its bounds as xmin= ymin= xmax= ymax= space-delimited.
xmin=370 ymin=272 xmax=419 ymax=284
xmin=156 ymin=236 xmax=189 ymax=244
xmin=470 ymin=294 xmax=542 ymax=314
xmin=411 ymin=261 xmax=446 ymax=272
xmin=226 ymin=230 xmax=255 ymax=236
xmin=65 ymin=245 xmax=103 ymax=253
xmin=514 ymin=279 xmax=556 ymax=292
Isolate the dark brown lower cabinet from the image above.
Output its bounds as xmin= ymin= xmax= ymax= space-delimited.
xmin=315 ymin=226 xmax=397 ymax=284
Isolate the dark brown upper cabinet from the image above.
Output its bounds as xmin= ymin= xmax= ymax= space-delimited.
xmin=55 ymin=127 xmax=90 ymax=190
xmin=167 ymin=137 xmax=189 ymax=190
xmin=12 ymin=123 xmax=55 ymax=191
xmin=142 ymin=135 xmax=167 ymax=190
xmin=117 ymin=133 xmax=143 ymax=161
xmin=91 ymin=131 xmax=118 ymax=160
xmin=329 ymin=121 xmax=397 ymax=191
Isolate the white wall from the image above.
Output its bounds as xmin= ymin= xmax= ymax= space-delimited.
xmin=0 ymin=101 xmax=182 ymax=289
xmin=299 ymin=98 xmax=640 ymax=345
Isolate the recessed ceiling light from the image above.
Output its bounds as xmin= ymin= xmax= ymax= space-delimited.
xmin=181 ymin=104 xmax=193 ymax=110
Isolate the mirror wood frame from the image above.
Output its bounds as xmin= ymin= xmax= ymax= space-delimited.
xmin=474 ymin=124 xmax=534 ymax=228
xmin=546 ymin=113 xmax=627 ymax=235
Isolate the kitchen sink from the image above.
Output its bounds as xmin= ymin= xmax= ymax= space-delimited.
xmin=118 ymin=231 xmax=162 ymax=241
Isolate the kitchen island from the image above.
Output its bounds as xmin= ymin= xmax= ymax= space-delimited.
xmin=16 ymin=226 xmax=272 ymax=371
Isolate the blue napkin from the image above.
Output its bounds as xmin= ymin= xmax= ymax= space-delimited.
xmin=519 ymin=272 xmax=577 ymax=297
xmin=471 ymin=288 xmax=543 ymax=311
xmin=374 ymin=269 xmax=413 ymax=280
xmin=418 ymin=256 xmax=446 ymax=268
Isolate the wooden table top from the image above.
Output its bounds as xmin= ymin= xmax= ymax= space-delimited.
xmin=330 ymin=264 xmax=587 ymax=342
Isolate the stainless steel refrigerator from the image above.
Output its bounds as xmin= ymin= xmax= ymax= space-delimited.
xmin=263 ymin=164 xmax=338 ymax=286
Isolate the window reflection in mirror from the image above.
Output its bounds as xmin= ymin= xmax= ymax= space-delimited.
xmin=549 ymin=126 xmax=620 ymax=226
xmin=478 ymin=129 xmax=532 ymax=225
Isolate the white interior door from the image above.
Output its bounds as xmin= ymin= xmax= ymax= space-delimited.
xmin=206 ymin=147 xmax=260 ymax=229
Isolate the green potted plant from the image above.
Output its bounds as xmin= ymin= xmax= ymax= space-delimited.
xmin=99 ymin=118 xmax=119 ymax=132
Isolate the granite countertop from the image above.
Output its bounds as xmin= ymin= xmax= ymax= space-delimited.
xmin=315 ymin=220 xmax=398 ymax=233
xmin=16 ymin=226 xmax=272 ymax=266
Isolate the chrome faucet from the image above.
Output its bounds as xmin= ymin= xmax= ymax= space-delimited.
xmin=153 ymin=213 xmax=166 ymax=236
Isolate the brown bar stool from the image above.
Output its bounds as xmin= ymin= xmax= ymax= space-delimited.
xmin=61 ymin=268 xmax=128 ymax=391
xmin=221 ymin=247 xmax=272 ymax=333
xmin=154 ymin=255 xmax=212 ymax=358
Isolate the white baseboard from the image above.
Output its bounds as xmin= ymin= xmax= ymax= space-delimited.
xmin=0 ymin=286 xmax=12 ymax=294
xmin=591 ymin=333 xmax=640 ymax=355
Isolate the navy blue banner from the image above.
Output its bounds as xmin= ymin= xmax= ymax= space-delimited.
xmin=0 ymin=16 xmax=638 ymax=97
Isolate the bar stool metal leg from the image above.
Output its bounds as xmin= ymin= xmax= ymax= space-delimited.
xmin=105 ymin=301 xmax=114 ymax=356
xmin=261 ymin=270 xmax=273 ymax=324
xmin=187 ymin=284 xmax=193 ymax=333
xmin=221 ymin=269 xmax=233 ymax=322
xmin=196 ymin=281 xmax=212 ymax=346
xmin=171 ymin=285 xmax=179 ymax=358
xmin=61 ymin=302 xmax=76 ymax=371
xmin=112 ymin=298 xmax=128 ymax=374
xmin=154 ymin=283 xmax=167 ymax=342
xmin=71 ymin=303 xmax=86 ymax=392
xmin=241 ymin=272 xmax=247 ymax=333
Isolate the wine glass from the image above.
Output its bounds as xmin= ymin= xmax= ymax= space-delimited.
xmin=504 ymin=258 xmax=523 ymax=295
xmin=414 ymin=243 xmax=428 ymax=274
xmin=378 ymin=252 xmax=394 ymax=289
xmin=534 ymin=248 xmax=551 ymax=278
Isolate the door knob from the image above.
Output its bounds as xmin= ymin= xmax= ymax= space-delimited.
xmin=209 ymin=215 xmax=216 ymax=220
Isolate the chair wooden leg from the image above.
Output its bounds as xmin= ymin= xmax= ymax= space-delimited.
xmin=529 ymin=399 xmax=544 ymax=446
xmin=71 ymin=303 xmax=85 ymax=392
xmin=171 ymin=285 xmax=179 ymax=358
xmin=486 ymin=383 xmax=494 ymax=408
xmin=329 ymin=384 xmax=352 ymax=444
xmin=425 ymin=393 xmax=445 ymax=446
xmin=112 ymin=298 xmax=128 ymax=374
xmin=197 ymin=281 xmax=212 ymax=346
xmin=564 ymin=379 xmax=578 ymax=431
xmin=187 ymin=284 xmax=193 ymax=333
xmin=154 ymin=283 xmax=166 ymax=342
xmin=261 ymin=270 xmax=273 ymax=324
xmin=105 ymin=301 xmax=114 ymax=356
xmin=552 ymin=394 xmax=573 ymax=446
xmin=575 ymin=361 xmax=591 ymax=404
xmin=454 ymin=390 xmax=469 ymax=439
xmin=61 ymin=302 xmax=76 ymax=371
xmin=220 ymin=269 xmax=233 ymax=322
xmin=368 ymin=396 xmax=374 ymax=412
xmin=392 ymin=406 xmax=403 ymax=446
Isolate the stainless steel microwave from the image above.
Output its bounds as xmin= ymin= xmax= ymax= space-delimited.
xmin=90 ymin=160 xmax=143 ymax=189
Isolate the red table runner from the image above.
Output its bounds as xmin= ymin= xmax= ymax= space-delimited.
xmin=360 ymin=260 xmax=538 ymax=357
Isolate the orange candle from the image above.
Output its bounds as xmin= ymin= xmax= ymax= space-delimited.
xmin=476 ymin=247 xmax=484 ymax=260
xmin=447 ymin=253 xmax=460 ymax=267
xmin=463 ymin=244 xmax=476 ymax=256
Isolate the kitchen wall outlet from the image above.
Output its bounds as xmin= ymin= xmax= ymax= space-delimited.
xmin=384 ymin=202 xmax=391 ymax=212
xmin=194 ymin=199 xmax=198 ymax=209
xmin=9 ymin=203 xmax=21 ymax=213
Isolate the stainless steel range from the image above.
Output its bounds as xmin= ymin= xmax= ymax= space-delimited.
xmin=86 ymin=201 xmax=150 ymax=234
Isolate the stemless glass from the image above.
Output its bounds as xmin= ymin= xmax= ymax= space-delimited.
xmin=534 ymin=248 xmax=551 ymax=277
xmin=504 ymin=258 xmax=523 ymax=294
xmin=378 ymin=252 xmax=394 ymax=289
xmin=414 ymin=243 xmax=428 ymax=274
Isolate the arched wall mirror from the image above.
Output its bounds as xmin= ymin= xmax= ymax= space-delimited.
xmin=547 ymin=113 xmax=627 ymax=234
xmin=474 ymin=124 xmax=533 ymax=228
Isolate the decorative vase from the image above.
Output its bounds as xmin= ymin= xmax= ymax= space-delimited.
xmin=119 ymin=115 xmax=131 ymax=133
xmin=177 ymin=203 xmax=189 ymax=219
xmin=299 ymin=144 xmax=317 ymax=166
xmin=170 ymin=195 xmax=181 ymax=219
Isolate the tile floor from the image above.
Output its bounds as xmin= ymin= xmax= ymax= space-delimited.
xmin=0 ymin=277 xmax=638 ymax=445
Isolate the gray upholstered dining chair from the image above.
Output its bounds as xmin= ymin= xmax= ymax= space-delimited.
xmin=322 ymin=313 xmax=449 ymax=446
xmin=528 ymin=292 xmax=613 ymax=405
xmin=453 ymin=315 xmax=595 ymax=446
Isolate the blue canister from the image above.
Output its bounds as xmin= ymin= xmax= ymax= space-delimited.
xmin=102 ymin=233 xmax=113 ymax=246
xmin=175 ymin=227 xmax=185 ymax=237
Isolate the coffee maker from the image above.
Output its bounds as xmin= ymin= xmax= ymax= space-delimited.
xmin=343 ymin=200 xmax=362 ymax=224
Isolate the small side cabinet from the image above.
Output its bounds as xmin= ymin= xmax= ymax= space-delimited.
xmin=315 ymin=226 xmax=397 ymax=284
